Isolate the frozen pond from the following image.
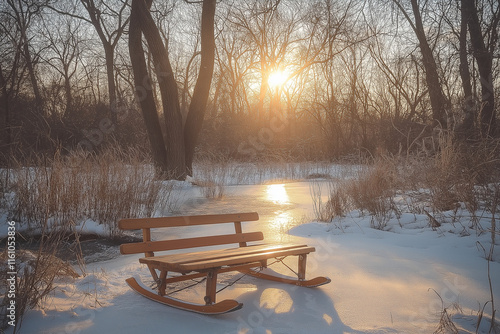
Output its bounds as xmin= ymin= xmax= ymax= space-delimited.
xmin=160 ymin=180 xmax=331 ymax=243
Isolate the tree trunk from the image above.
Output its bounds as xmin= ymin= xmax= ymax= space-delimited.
xmin=458 ymin=2 xmax=474 ymax=133
xmin=22 ymin=32 xmax=44 ymax=116
xmin=64 ymin=72 xmax=73 ymax=117
xmin=409 ymin=0 xmax=448 ymax=128
xmin=134 ymin=0 xmax=186 ymax=179
xmin=104 ymin=44 xmax=117 ymax=123
xmin=462 ymin=0 xmax=496 ymax=137
xmin=129 ymin=0 xmax=216 ymax=180
xmin=184 ymin=0 xmax=216 ymax=175
xmin=257 ymin=59 xmax=269 ymax=125
xmin=129 ymin=0 xmax=169 ymax=175
xmin=79 ymin=0 xmax=128 ymax=124
xmin=0 ymin=66 xmax=11 ymax=153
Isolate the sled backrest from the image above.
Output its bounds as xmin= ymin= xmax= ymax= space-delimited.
xmin=118 ymin=212 xmax=262 ymax=258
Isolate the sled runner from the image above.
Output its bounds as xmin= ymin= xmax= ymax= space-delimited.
xmin=119 ymin=212 xmax=330 ymax=314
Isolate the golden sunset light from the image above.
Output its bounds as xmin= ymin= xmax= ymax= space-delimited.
xmin=2 ymin=0 xmax=499 ymax=332
xmin=267 ymin=70 xmax=288 ymax=89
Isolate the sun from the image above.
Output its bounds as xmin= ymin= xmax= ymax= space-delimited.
xmin=268 ymin=70 xmax=288 ymax=89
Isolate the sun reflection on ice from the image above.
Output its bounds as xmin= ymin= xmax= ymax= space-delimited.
xmin=266 ymin=184 xmax=289 ymax=204
xmin=271 ymin=211 xmax=292 ymax=232
xmin=265 ymin=184 xmax=294 ymax=236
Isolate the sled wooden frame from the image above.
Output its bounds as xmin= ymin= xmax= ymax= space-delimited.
xmin=119 ymin=212 xmax=330 ymax=314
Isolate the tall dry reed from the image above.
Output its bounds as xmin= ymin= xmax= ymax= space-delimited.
xmin=4 ymin=147 xmax=175 ymax=236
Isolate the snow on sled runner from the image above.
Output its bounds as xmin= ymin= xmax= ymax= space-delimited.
xmin=119 ymin=212 xmax=331 ymax=315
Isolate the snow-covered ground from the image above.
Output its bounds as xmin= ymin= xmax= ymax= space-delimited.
xmin=2 ymin=178 xmax=500 ymax=334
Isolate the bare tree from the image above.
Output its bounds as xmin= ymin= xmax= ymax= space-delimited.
xmin=4 ymin=0 xmax=48 ymax=116
xmin=392 ymin=0 xmax=449 ymax=128
xmin=369 ymin=37 xmax=427 ymax=123
xmin=49 ymin=0 xmax=130 ymax=123
xmin=461 ymin=0 xmax=498 ymax=137
xmin=0 ymin=63 xmax=14 ymax=153
xmin=0 ymin=6 xmax=23 ymax=152
xmin=129 ymin=0 xmax=216 ymax=179
xmin=41 ymin=17 xmax=82 ymax=118
xmin=227 ymin=0 xmax=303 ymax=124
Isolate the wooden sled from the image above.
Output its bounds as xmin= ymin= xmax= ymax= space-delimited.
xmin=119 ymin=212 xmax=331 ymax=315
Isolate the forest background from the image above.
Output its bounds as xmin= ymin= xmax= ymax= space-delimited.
xmin=1 ymin=0 xmax=498 ymax=169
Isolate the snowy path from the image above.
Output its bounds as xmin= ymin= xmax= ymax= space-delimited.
xmin=9 ymin=181 xmax=500 ymax=334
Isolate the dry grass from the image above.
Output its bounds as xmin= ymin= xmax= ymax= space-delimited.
xmin=4 ymin=147 xmax=170 ymax=236
xmin=311 ymin=134 xmax=500 ymax=233
xmin=347 ymin=161 xmax=399 ymax=229
xmin=195 ymin=158 xmax=229 ymax=199
xmin=310 ymin=180 xmax=351 ymax=224
xmin=434 ymin=307 xmax=459 ymax=334
xmin=311 ymin=161 xmax=398 ymax=229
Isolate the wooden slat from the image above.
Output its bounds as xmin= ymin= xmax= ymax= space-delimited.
xmin=141 ymin=244 xmax=308 ymax=267
xmin=120 ymin=231 xmax=264 ymax=255
xmin=118 ymin=212 xmax=259 ymax=230
xmin=144 ymin=245 xmax=315 ymax=272
xmin=176 ymin=246 xmax=315 ymax=272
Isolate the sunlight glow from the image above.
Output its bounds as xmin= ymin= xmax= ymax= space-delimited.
xmin=268 ymin=70 xmax=288 ymax=89
xmin=266 ymin=184 xmax=289 ymax=204
xmin=271 ymin=211 xmax=292 ymax=232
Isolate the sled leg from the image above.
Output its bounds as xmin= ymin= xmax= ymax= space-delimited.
xmin=298 ymin=254 xmax=307 ymax=281
xmin=204 ymin=269 xmax=218 ymax=305
xmin=158 ymin=270 xmax=168 ymax=296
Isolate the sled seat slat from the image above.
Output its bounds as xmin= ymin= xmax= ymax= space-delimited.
xmin=140 ymin=245 xmax=315 ymax=272
xmin=120 ymin=232 xmax=264 ymax=255
xmin=118 ymin=212 xmax=259 ymax=230
xmin=144 ymin=243 xmax=308 ymax=266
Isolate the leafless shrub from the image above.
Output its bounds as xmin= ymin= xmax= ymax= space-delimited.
xmin=310 ymin=160 xmax=399 ymax=230
xmin=328 ymin=185 xmax=351 ymax=219
xmin=83 ymin=148 xmax=161 ymax=236
xmin=314 ymin=135 xmax=500 ymax=233
xmin=0 ymin=226 xmax=79 ymax=333
xmin=310 ymin=181 xmax=332 ymax=222
xmin=422 ymin=135 xmax=500 ymax=232
xmin=425 ymin=134 xmax=462 ymax=212
xmin=310 ymin=180 xmax=350 ymax=223
xmin=346 ymin=160 xmax=399 ymax=229
xmin=155 ymin=180 xmax=184 ymax=214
